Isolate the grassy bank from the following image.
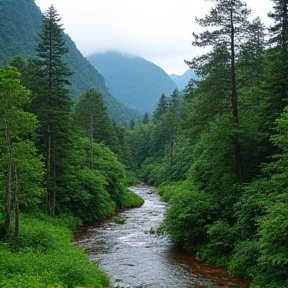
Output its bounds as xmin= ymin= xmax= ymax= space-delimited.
xmin=0 ymin=213 xmax=110 ymax=288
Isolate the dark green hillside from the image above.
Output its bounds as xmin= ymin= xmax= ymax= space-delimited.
xmin=0 ymin=0 xmax=141 ymax=124
xmin=0 ymin=0 xmax=42 ymax=65
xmin=88 ymin=51 xmax=178 ymax=114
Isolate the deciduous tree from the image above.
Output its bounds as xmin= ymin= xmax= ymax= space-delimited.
xmin=0 ymin=66 xmax=43 ymax=249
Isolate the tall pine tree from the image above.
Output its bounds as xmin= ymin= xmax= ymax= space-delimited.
xmin=30 ymin=5 xmax=73 ymax=215
xmin=186 ymin=0 xmax=251 ymax=183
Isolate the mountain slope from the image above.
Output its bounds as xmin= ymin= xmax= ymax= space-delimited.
xmin=87 ymin=52 xmax=178 ymax=114
xmin=0 ymin=0 xmax=140 ymax=124
xmin=169 ymin=69 xmax=198 ymax=91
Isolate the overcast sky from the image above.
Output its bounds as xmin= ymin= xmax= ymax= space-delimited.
xmin=35 ymin=0 xmax=274 ymax=75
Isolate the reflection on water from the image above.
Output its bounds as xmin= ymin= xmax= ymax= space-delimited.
xmin=75 ymin=183 xmax=249 ymax=288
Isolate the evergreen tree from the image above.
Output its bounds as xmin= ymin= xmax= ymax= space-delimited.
xmin=186 ymin=0 xmax=251 ymax=183
xmin=142 ymin=112 xmax=150 ymax=124
xmin=261 ymin=0 xmax=288 ymax=146
xmin=30 ymin=5 xmax=73 ymax=215
xmin=169 ymin=89 xmax=180 ymax=108
xmin=153 ymin=93 xmax=168 ymax=121
xmin=73 ymin=89 xmax=121 ymax=159
xmin=183 ymin=44 xmax=231 ymax=142
xmin=236 ymin=18 xmax=267 ymax=179
xmin=129 ymin=119 xmax=136 ymax=130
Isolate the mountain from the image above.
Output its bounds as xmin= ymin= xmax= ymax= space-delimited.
xmin=169 ymin=69 xmax=198 ymax=91
xmin=87 ymin=52 xmax=178 ymax=114
xmin=0 ymin=0 xmax=141 ymax=124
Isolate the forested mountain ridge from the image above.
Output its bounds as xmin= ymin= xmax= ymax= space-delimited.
xmin=87 ymin=51 xmax=178 ymax=114
xmin=0 ymin=0 xmax=141 ymax=124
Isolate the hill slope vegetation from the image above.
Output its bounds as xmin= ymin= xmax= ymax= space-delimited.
xmin=88 ymin=51 xmax=178 ymax=114
xmin=0 ymin=0 xmax=141 ymax=124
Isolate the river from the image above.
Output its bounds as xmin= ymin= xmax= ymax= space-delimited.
xmin=74 ymin=183 xmax=250 ymax=288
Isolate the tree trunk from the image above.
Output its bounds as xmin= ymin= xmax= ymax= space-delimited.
xmin=4 ymin=115 xmax=12 ymax=235
xmin=230 ymin=4 xmax=243 ymax=184
xmin=47 ymin=128 xmax=52 ymax=214
xmin=89 ymin=112 xmax=94 ymax=169
xmin=13 ymin=167 xmax=20 ymax=251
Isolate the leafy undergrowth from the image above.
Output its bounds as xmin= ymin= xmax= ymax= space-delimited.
xmin=119 ymin=188 xmax=144 ymax=208
xmin=0 ymin=214 xmax=109 ymax=288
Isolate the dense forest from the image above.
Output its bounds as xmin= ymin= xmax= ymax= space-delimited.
xmin=1 ymin=0 xmax=288 ymax=287
xmin=128 ymin=1 xmax=288 ymax=287
xmin=0 ymin=5 xmax=143 ymax=287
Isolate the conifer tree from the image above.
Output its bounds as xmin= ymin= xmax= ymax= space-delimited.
xmin=30 ymin=5 xmax=73 ymax=215
xmin=73 ymin=89 xmax=121 ymax=159
xmin=153 ymin=93 xmax=168 ymax=121
xmin=262 ymin=0 xmax=288 ymax=129
xmin=142 ymin=112 xmax=150 ymax=124
xmin=186 ymin=0 xmax=251 ymax=183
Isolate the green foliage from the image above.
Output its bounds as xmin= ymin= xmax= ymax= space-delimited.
xmin=118 ymin=189 xmax=144 ymax=208
xmin=129 ymin=123 xmax=153 ymax=168
xmin=26 ymin=5 xmax=73 ymax=215
xmin=162 ymin=182 xmax=214 ymax=252
xmin=91 ymin=142 xmax=127 ymax=206
xmin=255 ymin=197 xmax=288 ymax=288
xmin=140 ymin=157 xmax=165 ymax=185
xmin=0 ymin=0 xmax=42 ymax=66
xmin=0 ymin=66 xmax=44 ymax=242
xmin=233 ymin=179 xmax=275 ymax=241
xmin=158 ymin=183 xmax=180 ymax=202
xmin=153 ymin=93 xmax=168 ymax=120
xmin=0 ymin=214 xmax=109 ymax=288
xmin=186 ymin=115 xmax=239 ymax=220
xmin=197 ymin=220 xmax=236 ymax=266
xmin=57 ymin=134 xmax=142 ymax=221
xmin=73 ymin=89 xmax=121 ymax=155
xmin=228 ymin=239 xmax=260 ymax=279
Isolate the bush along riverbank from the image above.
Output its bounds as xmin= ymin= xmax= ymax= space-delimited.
xmin=0 ymin=213 xmax=110 ymax=288
xmin=0 ymin=187 xmax=144 ymax=288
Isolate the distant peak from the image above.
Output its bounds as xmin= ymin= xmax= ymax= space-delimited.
xmin=88 ymin=50 xmax=140 ymax=59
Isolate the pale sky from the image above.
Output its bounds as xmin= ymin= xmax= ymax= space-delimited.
xmin=35 ymin=0 xmax=274 ymax=75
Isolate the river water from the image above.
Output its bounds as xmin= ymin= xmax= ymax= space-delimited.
xmin=75 ymin=183 xmax=250 ymax=288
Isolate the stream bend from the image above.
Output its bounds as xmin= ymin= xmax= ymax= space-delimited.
xmin=75 ymin=183 xmax=249 ymax=288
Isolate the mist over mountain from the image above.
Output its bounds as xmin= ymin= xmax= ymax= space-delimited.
xmin=87 ymin=52 xmax=178 ymax=114
xmin=0 ymin=0 xmax=141 ymax=124
xmin=169 ymin=69 xmax=198 ymax=91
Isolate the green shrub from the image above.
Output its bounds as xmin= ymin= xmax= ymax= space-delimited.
xmin=0 ymin=214 xmax=109 ymax=288
xmin=118 ymin=189 xmax=144 ymax=208
xmin=158 ymin=182 xmax=184 ymax=202
xmin=163 ymin=183 xmax=214 ymax=252
xmin=228 ymin=240 xmax=260 ymax=278
xmin=197 ymin=220 xmax=236 ymax=266
xmin=255 ymin=197 xmax=288 ymax=288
